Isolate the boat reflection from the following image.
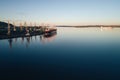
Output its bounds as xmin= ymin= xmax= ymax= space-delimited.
xmin=26 ymin=37 xmax=30 ymax=48
xmin=21 ymin=37 xmax=24 ymax=44
xmin=8 ymin=39 xmax=13 ymax=48
xmin=7 ymin=32 xmax=57 ymax=48
xmin=42 ymin=31 xmax=57 ymax=44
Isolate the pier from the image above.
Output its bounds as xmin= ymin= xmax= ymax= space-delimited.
xmin=0 ymin=20 xmax=57 ymax=40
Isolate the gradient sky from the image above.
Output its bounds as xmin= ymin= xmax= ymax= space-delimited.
xmin=0 ymin=0 xmax=120 ymax=25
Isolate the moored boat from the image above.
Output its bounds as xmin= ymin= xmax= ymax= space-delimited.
xmin=45 ymin=27 xmax=57 ymax=33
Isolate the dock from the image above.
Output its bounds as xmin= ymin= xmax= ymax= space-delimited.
xmin=0 ymin=21 xmax=57 ymax=40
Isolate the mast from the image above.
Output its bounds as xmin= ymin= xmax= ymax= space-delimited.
xmin=13 ymin=21 xmax=16 ymax=31
xmin=7 ymin=20 xmax=10 ymax=35
xmin=20 ymin=22 xmax=23 ymax=31
xmin=24 ymin=22 xmax=27 ymax=31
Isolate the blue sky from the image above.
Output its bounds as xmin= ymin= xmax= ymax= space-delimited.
xmin=0 ymin=0 xmax=120 ymax=25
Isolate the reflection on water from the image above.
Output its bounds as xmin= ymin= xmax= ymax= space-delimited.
xmin=0 ymin=27 xmax=120 ymax=80
xmin=8 ymin=39 xmax=13 ymax=48
xmin=21 ymin=37 xmax=24 ymax=44
xmin=100 ymin=26 xmax=113 ymax=31
xmin=7 ymin=32 xmax=57 ymax=48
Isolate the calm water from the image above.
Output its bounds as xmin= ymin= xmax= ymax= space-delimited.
xmin=0 ymin=27 xmax=120 ymax=80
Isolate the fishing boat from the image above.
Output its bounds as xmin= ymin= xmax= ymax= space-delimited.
xmin=45 ymin=27 xmax=57 ymax=33
xmin=25 ymin=30 xmax=30 ymax=36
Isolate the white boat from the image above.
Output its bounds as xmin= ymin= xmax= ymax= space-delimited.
xmin=25 ymin=33 xmax=30 ymax=36
xmin=25 ymin=30 xmax=30 ymax=36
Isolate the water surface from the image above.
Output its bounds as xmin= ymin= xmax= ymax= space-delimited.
xmin=0 ymin=27 xmax=120 ymax=80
